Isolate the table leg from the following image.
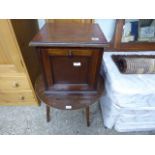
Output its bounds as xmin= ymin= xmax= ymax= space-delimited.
xmin=85 ymin=106 xmax=90 ymax=127
xmin=46 ymin=105 xmax=51 ymax=122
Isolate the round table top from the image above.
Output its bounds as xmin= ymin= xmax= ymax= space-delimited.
xmin=35 ymin=75 xmax=104 ymax=110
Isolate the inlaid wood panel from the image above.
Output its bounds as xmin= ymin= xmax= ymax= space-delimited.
xmin=47 ymin=49 xmax=93 ymax=57
xmin=45 ymin=19 xmax=93 ymax=24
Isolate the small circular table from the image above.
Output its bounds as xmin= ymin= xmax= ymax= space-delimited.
xmin=35 ymin=75 xmax=104 ymax=126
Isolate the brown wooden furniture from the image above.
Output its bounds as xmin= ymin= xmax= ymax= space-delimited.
xmin=45 ymin=19 xmax=94 ymax=24
xmin=35 ymin=75 xmax=104 ymax=126
xmin=113 ymin=19 xmax=155 ymax=51
xmin=30 ymin=23 xmax=107 ymax=92
xmin=0 ymin=19 xmax=39 ymax=105
xmin=30 ymin=22 xmax=108 ymax=126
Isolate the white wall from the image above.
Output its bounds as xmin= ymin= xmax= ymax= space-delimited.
xmin=37 ymin=19 xmax=116 ymax=42
xmin=38 ymin=19 xmax=45 ymax=29
xmin=95 ymin=19 xmax=116 ymax=42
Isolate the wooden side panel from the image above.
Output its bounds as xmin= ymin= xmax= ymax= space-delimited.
xmin=88 ymin=49 xmax=103 ymax=89
xmin=40 ymin=50 xmax=53 ymax=88
xmin=11 ymin=19 xmax=41 ymax=86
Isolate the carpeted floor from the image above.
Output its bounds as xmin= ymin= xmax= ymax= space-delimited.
xmin=0 ymin=102 xmax=155 ymax=135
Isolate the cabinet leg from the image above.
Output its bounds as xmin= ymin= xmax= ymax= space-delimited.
xmin=85 ymin=106 xmax=90 ymax=127
xmin=46 ymin=105 xmax=51 ymax=122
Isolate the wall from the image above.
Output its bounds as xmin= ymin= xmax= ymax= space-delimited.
xmin=95 ymin=19 xmax=116 ymax=42
xmin=37 ymin=19 xmax=116 ymax=42
xmin=38 ymin=19 xmax=45 ymax=29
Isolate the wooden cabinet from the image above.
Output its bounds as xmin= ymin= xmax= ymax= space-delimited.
xmin=39 ymin=48 xmax=103 ymax=92
xmin=30 ymin=20 xmax=108 ymax=125
xmin=0 ymin=20 xmax=39 ymax=105
xmin=30 ymin=22 xmax=108 ymax=94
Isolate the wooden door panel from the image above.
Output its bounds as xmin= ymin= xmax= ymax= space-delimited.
xmin=40 ymin=49 xmax=102 ymax=92
xmin=0 ymin=20 xmax=24 ymax=72
xmin=50 ymin=56 xmax=89 ymax=84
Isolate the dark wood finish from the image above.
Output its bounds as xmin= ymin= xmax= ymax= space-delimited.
xmin=47 ymin=48 xmax=93 ymax=56
xmin=40 ymin=50 xmax=53 ymax=88
xmin=45 ymin=19 xmax=94 ymax=24
xmin=39 ymin=48 xmax=103 ymax=92
xmin=35 ymin=75 xmax=104 ymax=126
xmin=29 ymin=23 xmax=108 ymax=48
xmin=51 ymin=56 xmax=89 ymax=84
xmin=30 ymin=23 xmax=107 ymax=93
xmin=46 ymin=105 xmax=50 ymax=122
xmin=35 ymin=75 xmax=104 ymax=110
xmin=30 ymin=22 xmax=107 ymax=125
xmin=113 ymin=19 xmax=124 ymax=50
xmin=112 ymin=19 xmax=155 ymax=51
xmin=11 ymin=20 xmax=41 ymax=86
xmin=85 ymin=107 xmax=90 ymax=127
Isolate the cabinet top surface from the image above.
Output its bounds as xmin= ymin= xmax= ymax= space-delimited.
xmin=29 ymin=23 xmax=108 ymax=48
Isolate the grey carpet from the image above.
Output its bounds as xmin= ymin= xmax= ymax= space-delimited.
xmin=0 ymin=102 xmax=155 ymax=135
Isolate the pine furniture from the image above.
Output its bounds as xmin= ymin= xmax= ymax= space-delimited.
xmin=0 ymin=20 xmax=39 ymax=105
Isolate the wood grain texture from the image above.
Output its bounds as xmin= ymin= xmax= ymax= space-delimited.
xmin=45 ymin=19 xmax=93 ymax=24
xmin=29 ymin=23 xmax=108 ymax=48
xmin=0 ymin=19 xmax=38 ymax=105
xmin=0 ymin=65 xmax=18 ymax=73
xmin=30 ymin=22 xmax=107 ymax=93
xmin=47 ymin=48 xmax=93 ymax=56
xmin=11 ymin=19 xmax=41 ymax=86
xmin=35 ymin=75 xmax=104 ymax=110
xmin=39 ymin=48 xmax=103 ymax=92
xmin=0 ymin=20 xmax=24 ymax=72
xmin=40 ymin=49 xmax=53 ymax=88
xmin=0 ymin=90 xmax=36 ymax=105
xmin=0 ymin=75 xmax=30 ymax=91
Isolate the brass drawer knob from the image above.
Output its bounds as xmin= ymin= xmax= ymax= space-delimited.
xmin=20 ymin=96 xmax=25 ymax=100
xmin=13 ymin=82 xmax=20 ymax=88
